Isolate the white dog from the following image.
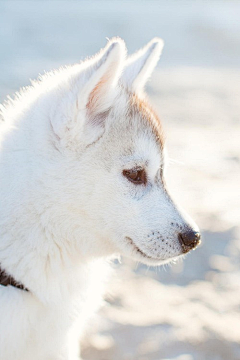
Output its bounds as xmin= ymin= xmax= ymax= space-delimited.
xmin=0 ymin=37 xmax=200 ymax=360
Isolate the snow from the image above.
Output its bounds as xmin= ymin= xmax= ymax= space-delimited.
xmin=0 ymin=1 xmax=239 ymax=359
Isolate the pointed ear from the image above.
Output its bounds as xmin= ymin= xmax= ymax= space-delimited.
xmin=80 ymin=38 xmax=126 ymax=120
xmin=51 ymin=38 xmax=126 ymax=146
xmin=121 ymin=38 xmax=164 ymax=92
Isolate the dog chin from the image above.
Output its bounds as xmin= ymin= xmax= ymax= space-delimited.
xmin=124 ymin=236 xmax=182 ymax=266
xmin=132 ymin=253 xmax=181 ymax=267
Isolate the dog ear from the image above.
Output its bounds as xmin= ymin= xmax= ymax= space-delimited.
xmin=51 ymin=38 xmax=126 ymax=146
xmin=121 ymin=38 xmax=164 ymax=92
xmin=81 ymin=38 xmax=126 ymax=120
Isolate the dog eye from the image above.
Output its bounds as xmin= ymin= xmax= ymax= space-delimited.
xmin=122 ymin=168 xmax=147 ymax=185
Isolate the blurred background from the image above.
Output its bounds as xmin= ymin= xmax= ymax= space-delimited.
xmin=1 ymin=1 xmax=240 ymax=359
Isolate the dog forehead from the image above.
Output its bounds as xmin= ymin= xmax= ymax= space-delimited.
xmin=128 ymin=93 xmax=164 ymax=148
xmin=113 ymin=89 xmax=165 ymax=147
xmin=106 ymin=90 xmax=164 ymax=168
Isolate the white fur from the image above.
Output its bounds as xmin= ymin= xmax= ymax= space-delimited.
xmin=0 ymin=37 xmax=199 ymax=360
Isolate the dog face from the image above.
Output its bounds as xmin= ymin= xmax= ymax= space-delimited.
xmin=74 ymin=92 xmax=200 ymax=266
xmin=42 ymin=38 xmax=200 ymax=265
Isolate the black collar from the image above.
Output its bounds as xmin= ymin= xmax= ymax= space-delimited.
xmin=0 ymin=266 xmax=28 ymax=291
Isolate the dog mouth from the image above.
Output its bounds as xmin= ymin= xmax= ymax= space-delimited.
xmin=125 ymin=236 xmax=163 ymax=261
xmin=124 ymin=236 xmax=184 ymax=264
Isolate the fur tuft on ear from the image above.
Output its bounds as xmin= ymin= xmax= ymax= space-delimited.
xmin=121 ymin=37 xmax=164 ymax=92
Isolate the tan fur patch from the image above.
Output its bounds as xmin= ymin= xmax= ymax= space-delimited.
xmin=129 ymin=93 xmax=165 ymax=150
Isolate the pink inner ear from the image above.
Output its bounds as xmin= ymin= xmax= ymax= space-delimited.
xmin=85 ymin=57 xmax=118 ymax=127
xmin=86 ymin=75 xmax=110 ymax=127
xmin=86 ymin=71 xmax=110 ymax=115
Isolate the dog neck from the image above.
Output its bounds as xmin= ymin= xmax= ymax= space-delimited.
xmin=0 ymin=266 xmax=28 ymax=291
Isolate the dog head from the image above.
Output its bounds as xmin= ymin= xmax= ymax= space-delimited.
xmin=3 ymin=38 xmax=200 ymax=267
xmin=41 ymin=37 xmax=200 ymax=265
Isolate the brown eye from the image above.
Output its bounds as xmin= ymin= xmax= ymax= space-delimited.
xmin=122 ymin=168 xmax=147 ymax=185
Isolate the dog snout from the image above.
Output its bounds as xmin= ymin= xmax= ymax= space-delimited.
xmin=178 ymin=230 xmax=201 ymax=253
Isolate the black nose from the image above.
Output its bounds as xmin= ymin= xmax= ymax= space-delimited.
xmin=178 ymin=230 xmax=201 ymax=253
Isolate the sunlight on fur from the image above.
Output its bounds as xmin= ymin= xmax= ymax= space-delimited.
xmin=0 ymin=37 xmax=200 ymax=360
